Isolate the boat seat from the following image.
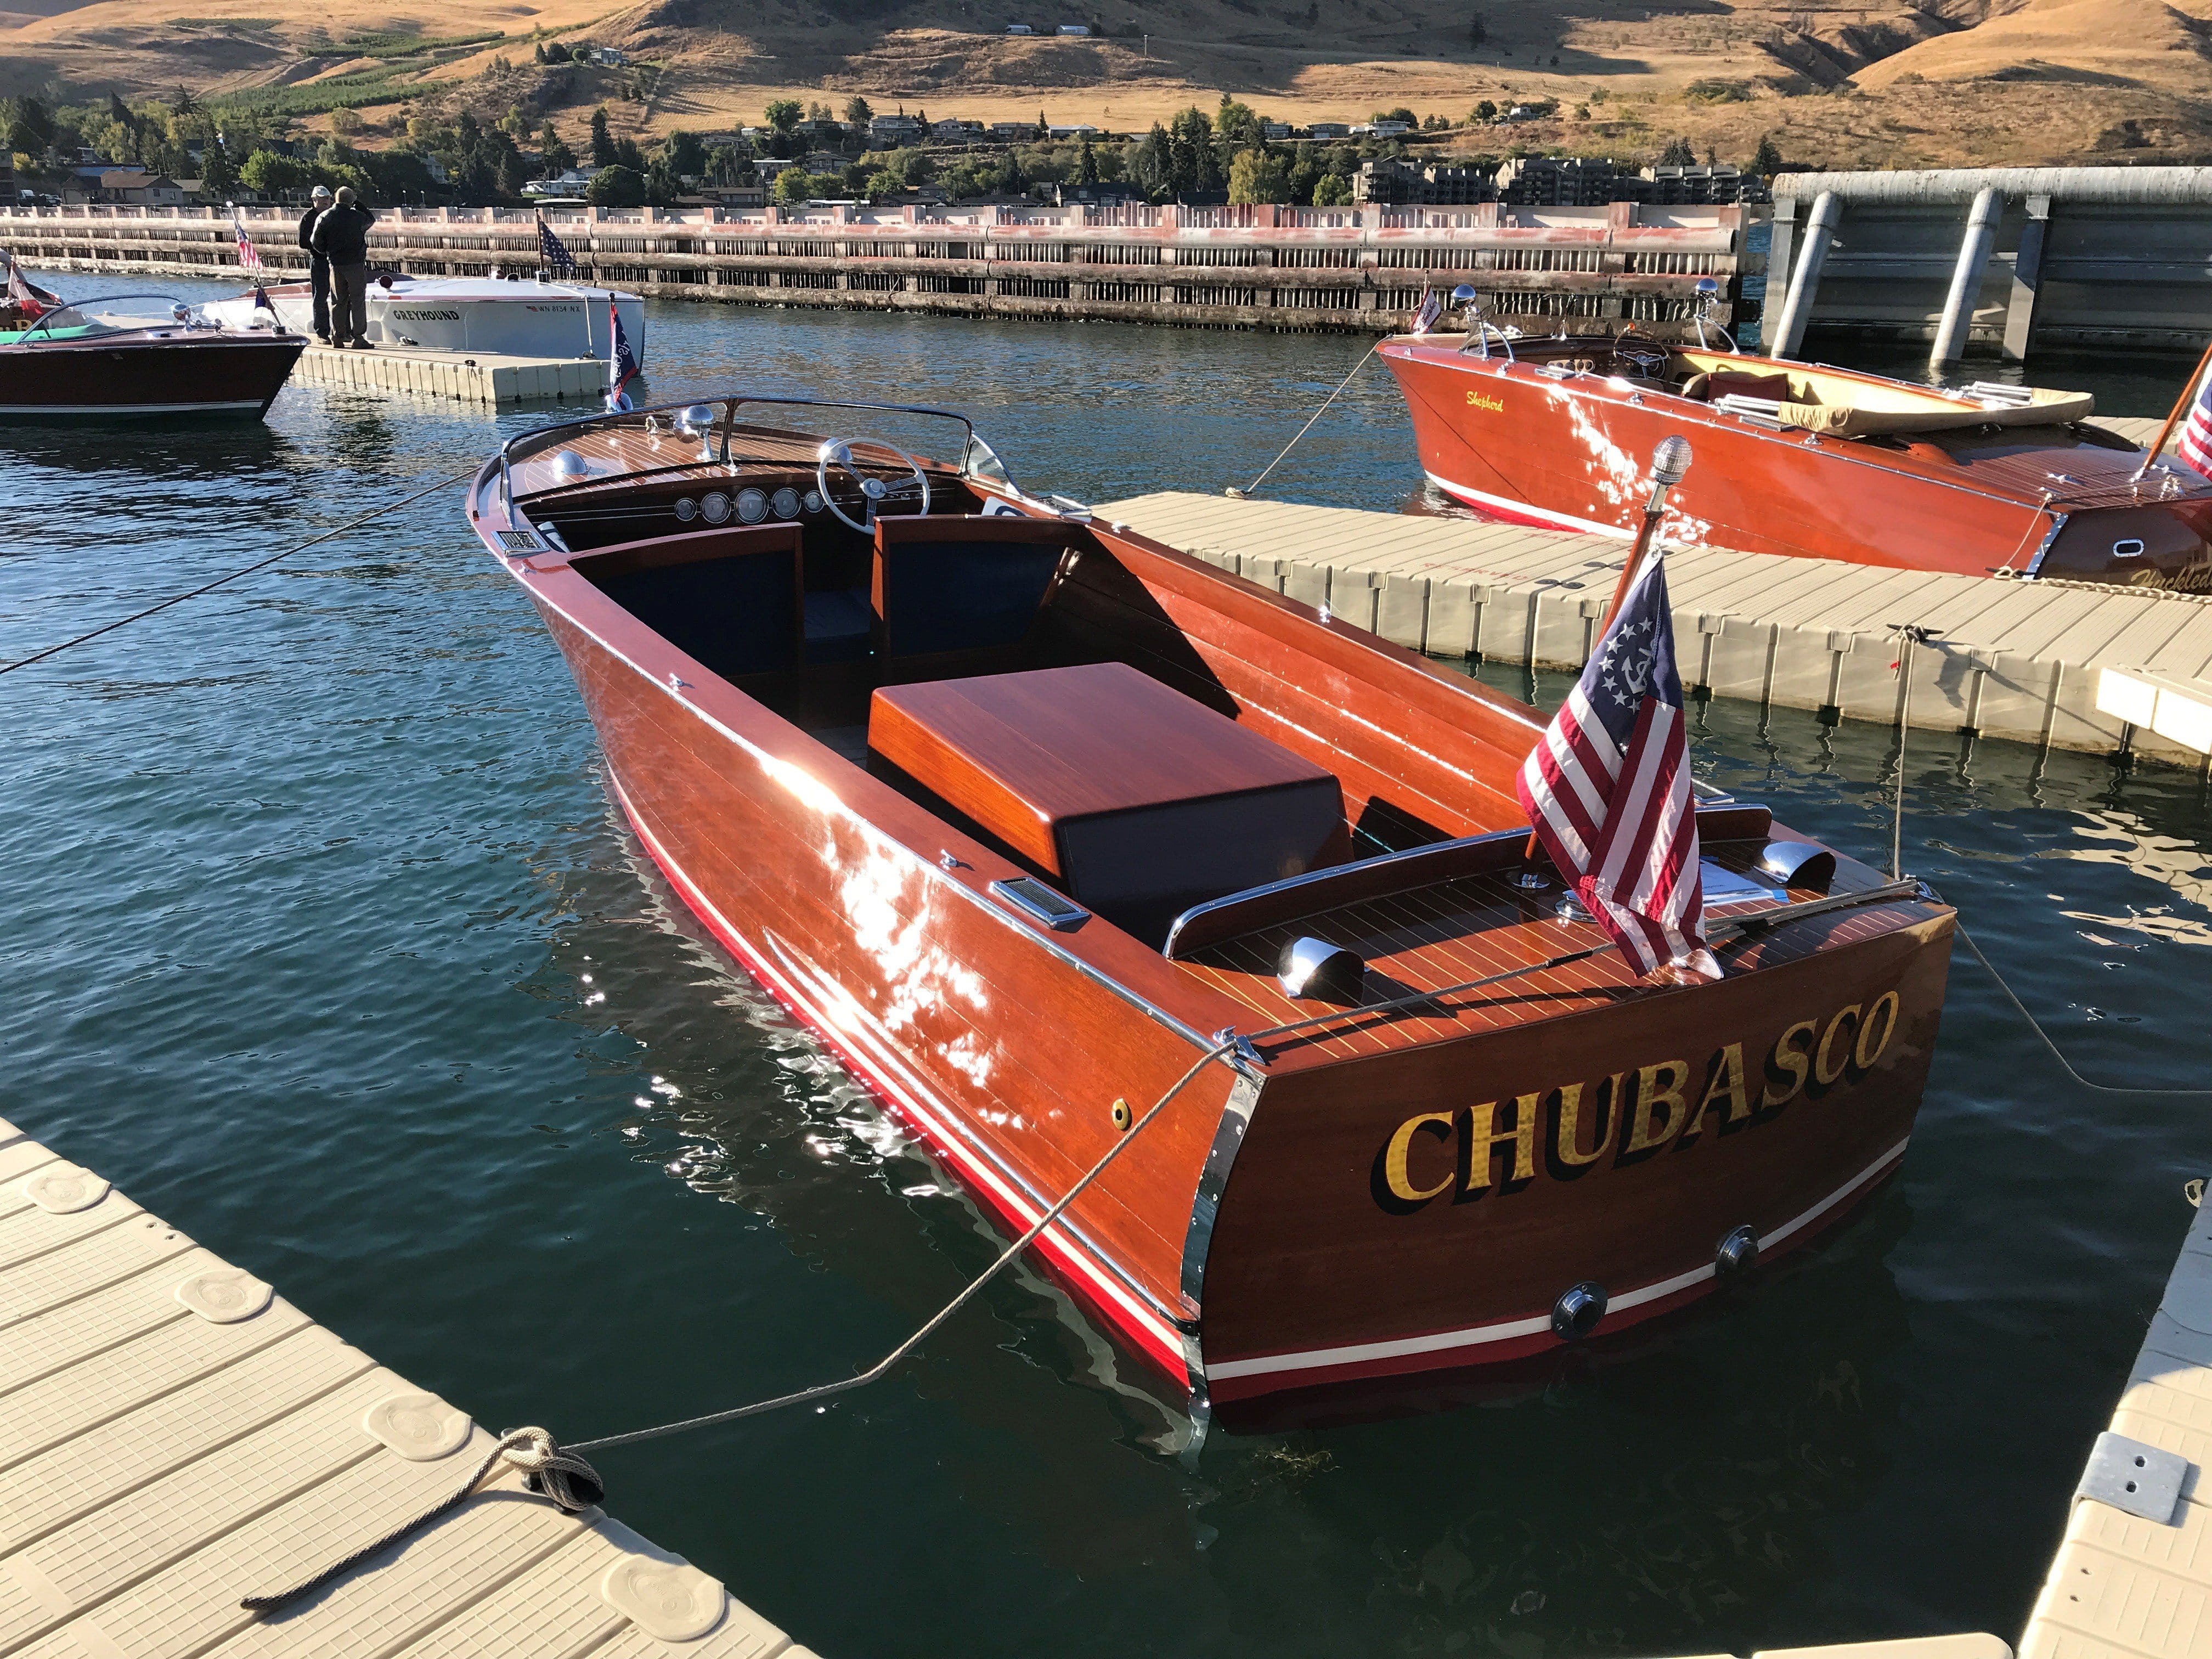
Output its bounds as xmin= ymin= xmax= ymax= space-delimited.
xmin=577 ymin=523 xmax=804 ymax=680
xmin=804 ymin=588 xmax=873 ymax=665
xmin=872 ymin=515 xmax=1080 ymax=663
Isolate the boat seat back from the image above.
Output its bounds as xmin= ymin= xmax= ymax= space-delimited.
xmin=578 ymin=524 xmax=804 ymax=680
xmin=872 ymin=516 xmax=1079 ymax=662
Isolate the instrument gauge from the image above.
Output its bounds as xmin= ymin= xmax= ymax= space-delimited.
xmin=803 ymin=490 xmax=823 ymax=514
xmin=701 ymin=492 xmax=733 ymax=524
xmin=735 ymin=488 xmax=768 ymax=524
xmin=770 ymin=487 xmax=802 ymax=520
xmin=672 ymin=497 xmax=697 ymax=523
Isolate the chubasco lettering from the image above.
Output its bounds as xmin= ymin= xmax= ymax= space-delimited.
xmin=1373 ymin=990 xmax=1902 ymax=1211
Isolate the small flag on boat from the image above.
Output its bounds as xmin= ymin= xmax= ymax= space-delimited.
xmin=229 ymin=204 xmax=263 ymax=270
xmin=1515 ymin=546 xmax=1719 ymax=982
xmin=2178 ymin=358 xmax=2212 ymax=483
xmin=1410 ymin=283 xmax=1443 ymax=335
xmin=536 ymin=212 xmax=578 ymax=275
xmin=252 ymin=281 xmax=274 ymax=312
xmin=605 ymin=297 xmax=639 ymax=413
xmin=4 ymin=257 xmax=56 ymax=318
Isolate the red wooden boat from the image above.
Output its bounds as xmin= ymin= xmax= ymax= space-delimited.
xmin=0 ymin=293 xmax=304 ymax=420
xmin=1383 ymin=326 xmax=2212 ymax=590
xmin=464 ymin=397 xmax=1957 ymax=1421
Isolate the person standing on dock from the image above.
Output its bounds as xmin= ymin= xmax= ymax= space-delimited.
xmin=311 ymin=187 xmax=377 ymax=350
xmin=296 ymin=184 xmax=334 ymax=345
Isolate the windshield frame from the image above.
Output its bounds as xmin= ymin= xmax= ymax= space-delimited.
xmin=498 ymin=394 xmax=1014 ymax=516
xmin=15 ymin=294 xmax=201 ymax=343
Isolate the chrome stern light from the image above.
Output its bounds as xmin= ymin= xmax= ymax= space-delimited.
xmin=1276 ymin=936 xmax=1365 ymax=1003
xmin=675 ymin=403 xmax=715 ymax=437
xmin=1650 ymin=435 xmax=1693 ymax=489
xmin=1756 ymin=839 xmax=1836 ymax=893
xmin=551 ymin=450 xmax=590 ymax=482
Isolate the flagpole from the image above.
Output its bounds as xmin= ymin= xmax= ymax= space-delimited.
xmin=2130 ymin=337 xmax=2212 ymax=483
xmin=1596 ymin=436 xmax=1693 ymax=641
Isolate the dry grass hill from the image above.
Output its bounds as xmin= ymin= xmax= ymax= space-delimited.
xmin=5 ymin=0 xmax=2209 ymax=168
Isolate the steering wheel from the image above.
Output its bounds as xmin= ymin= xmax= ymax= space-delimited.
xmin=816 ymin=437 xmax=932 ymax=534
xmin=1611 ymin=334 xmax=1671 ymax=380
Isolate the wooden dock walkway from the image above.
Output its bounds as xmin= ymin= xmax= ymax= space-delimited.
xmin=292 ymin=343 xmax=610 ymax=406
xmin=1098 ymin=418 xmax=2212 ymax=764
xmin=0 ymin=1115 xmax=817 ymax=1659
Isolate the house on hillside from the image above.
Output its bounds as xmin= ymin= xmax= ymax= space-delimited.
xmin=63 ymin=167 xmax=187 ymax=206
xmin=1307 ymin=122 xmax=1351 ymax=139
xmin=933 ymin=119 xmax=985 ymax=141
xmin=1047 ymin=123 xmax=1098 ymax=138
xmin=869 ymin=114 xmax=927 ymax=147
xmin=987 ymin=122 xmax=1036 ymax=140
xmin=1005 ymin=21 xmax=1034 ymax=32
xmin=1055 ymin=22 xmax=1090 ymax=33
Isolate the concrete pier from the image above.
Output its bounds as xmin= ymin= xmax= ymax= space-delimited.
xmin=1097 ymin=471 xmax=2212 ymax=766
xmin=1 ymin=200 xmax=1752 ymax=342
xmin=1769 ymin=168 xmax=2212 ymax=359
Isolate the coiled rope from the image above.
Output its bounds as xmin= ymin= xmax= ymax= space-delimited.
xmin=0 ymin=468 xmax=472 ymax=678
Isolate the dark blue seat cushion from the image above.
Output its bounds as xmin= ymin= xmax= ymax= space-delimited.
xmin=875 ymin=539 xmax=1065 ymax=658
xmin=804 ymin=588 xmax=874 ymax=665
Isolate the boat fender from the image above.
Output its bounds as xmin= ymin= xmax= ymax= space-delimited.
xmin=1714 ymin=1224 xmax=1759 ymax=1278
xmin=1551 ymin=1280 xmax=1607 ymax=1342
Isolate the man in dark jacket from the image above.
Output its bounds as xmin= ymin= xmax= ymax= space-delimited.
xmin=309 ymin=185 xmax=377 ymax=348
xmin=296 ymin=184 xmax=333 ymax=343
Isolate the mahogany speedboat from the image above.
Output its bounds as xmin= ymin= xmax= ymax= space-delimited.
xmin=0 ymin=293 xmax=304 ymax=420
xmin=1383 ymin=323 xmax=2212 ymax=590
xmin=465 ymin=397 xmax=1956 ymax=1420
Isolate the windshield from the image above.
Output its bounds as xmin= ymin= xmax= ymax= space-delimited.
xmin=502 ymin=395 xmax=1012 ymax=506
xmin=17 ymin=296 xmax=199 ymax=342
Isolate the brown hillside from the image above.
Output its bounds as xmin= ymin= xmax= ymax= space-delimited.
xmin=5 ymin=0 xmax=2210 ymax=166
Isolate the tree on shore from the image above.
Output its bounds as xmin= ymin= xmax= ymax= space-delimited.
xmin=588 ymin=105 xmax=616 ymax=167
xmin=586 ymin=163 xmax=647 ymax=206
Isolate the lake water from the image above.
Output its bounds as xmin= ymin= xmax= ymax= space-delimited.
xmin=4 ymin=272 xmax=2208 ymax=1658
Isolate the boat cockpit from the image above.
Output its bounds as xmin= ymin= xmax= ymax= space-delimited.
xmin=492 ymin=398 xmax=1801 ymax=976
xmin=0 ymin=294 xmax=210 ymax=346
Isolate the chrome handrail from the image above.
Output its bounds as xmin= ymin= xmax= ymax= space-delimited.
xmin=1460 ymin=320 xmax=1517 ymax=363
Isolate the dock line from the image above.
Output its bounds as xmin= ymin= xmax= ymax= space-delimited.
xmin=0 ymin=466 xmax=473 ymax=678
xmin=1228 ymin=339 xmax=1382 ymax=499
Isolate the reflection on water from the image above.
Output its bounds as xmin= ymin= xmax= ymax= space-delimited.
xmin=3 ymin=267 xmax=2209 ymax=1659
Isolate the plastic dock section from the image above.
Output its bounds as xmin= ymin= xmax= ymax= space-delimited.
xmin=2019 ymin=1192 xmax=2212 ymax=1659
xmin=1097 ymin=418 xmax=2212 ymax=766
xmin=292 ymin=342 xmax=611 ymax=406
xmin=0 ymin=1115 xmax=818 ymax=1659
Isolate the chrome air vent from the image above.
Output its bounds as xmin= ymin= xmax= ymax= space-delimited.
xmin=496 ymin=530 xmax=543 ymax=553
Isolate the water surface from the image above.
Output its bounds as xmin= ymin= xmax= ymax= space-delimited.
xmin=2 ymin=273 xmax=2206 ymax=1657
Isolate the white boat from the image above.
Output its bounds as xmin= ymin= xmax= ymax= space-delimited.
xmin=203 ymin=274 xmax=646 ymax=364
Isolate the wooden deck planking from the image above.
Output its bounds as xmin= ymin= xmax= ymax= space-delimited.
xmin=0 ymin=1118 xmax=819 ymax=1659
xmin=1099 ymin=489 xmax=2212 ymax=761
xmin=2019 ymin=1194 xmax=2212 ymax=1659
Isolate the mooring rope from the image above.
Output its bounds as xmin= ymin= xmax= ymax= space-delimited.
xmin=241 ymin=1428 xmax=605 ymax=1615
xmin=242 ymin=884 xmax=1936 ymax=1616
xmin=1883 ymin=628 xmax=2212 ymax=1097
xmin=0 ymin=468 xmax=472 ymax=679
xmin=1228 ymin=338 xmax=1384 ymax=499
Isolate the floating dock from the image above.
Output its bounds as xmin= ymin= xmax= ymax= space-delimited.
xmin=2019 ymin=1188 xmax=2212 ymax=1659
xmin=0 ymin=1115 xmax=818 ymax=1658
xmin=1099 ymin=423 xmax=2212 ymax=766
xmin=292 ymin=342 xmax=611 ymax=406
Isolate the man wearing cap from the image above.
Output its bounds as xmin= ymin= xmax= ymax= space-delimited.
xmin=296 ymin=184 xmax=334 ymax=343
xmin=310 ymin=184 xmax=377 ymax=349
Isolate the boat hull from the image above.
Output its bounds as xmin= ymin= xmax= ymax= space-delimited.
xmin=208 ymin=281 xmax=646 ymax=364
xmin=0 ymin=331 xmax=304 ymax=420
xmin=1384 ymin=342 xmax=2212 ymax=589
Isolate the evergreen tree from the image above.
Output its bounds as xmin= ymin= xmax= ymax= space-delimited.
xmin=1752 ymin=133 xmax=1782 ymax=175
xmin=1658 ymin=135 xmax=1696 ymax=167
xmin=1076 ymin=133 xmax=1098 ymax=185
xmin=589 ymin=105 xmax=616 ymax=167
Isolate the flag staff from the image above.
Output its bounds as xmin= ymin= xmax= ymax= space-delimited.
xmin=2130 ymin=338 xmax=2212 ymax=484
xmin=1598 ymin=436 xmax=1693 ymax=640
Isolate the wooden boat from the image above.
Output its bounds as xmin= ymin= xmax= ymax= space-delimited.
xmin=1382 ymin=328 xmax=2212 ymax=591
xmin=0 ymin=292 xmax=303 ymax=420
xmin=464 ymin=397 xmax=1957 ymax=1421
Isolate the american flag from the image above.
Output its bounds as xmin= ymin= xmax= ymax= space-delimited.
xmin=605 ymin=298 xmax=639 ymax=412
xmin=2177 ymin=357 xmax=2212 ymax=482
xmin=1410 ymin=283 xmax=1442 ymax=335
xmin=536 ymin=212 xmax=578 ymax=275
xmin=1516 ymin=548 xmax=1720 ymax=981
xmin=4 ymin=258 xmax=57 ymax=317
xmin=230 ymin=204 xmax=262 ymax=271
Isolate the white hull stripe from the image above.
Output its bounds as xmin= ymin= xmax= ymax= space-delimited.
xmin=1424 ymin=469 xmax=1630 ymax=539
xmin=602 ymin=767 xmax=1187 ymax=1364
xmin=1204 ymin=1137 xmax=1910 ymax=1384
